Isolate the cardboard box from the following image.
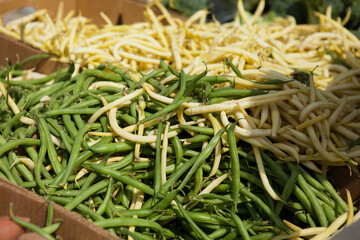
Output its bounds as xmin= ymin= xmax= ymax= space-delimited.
xmin=0 ymin=0 xmax=185 ymax=73
xmin=0 ymin=178 xmax=120 ymax=240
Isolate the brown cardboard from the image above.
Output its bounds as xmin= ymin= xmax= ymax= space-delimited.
xmin=0 ymin=0 xmax=120 ymax=72
xmin=0 ymin=32 xmax=68 ymax=73
xmin=0 ymin=178 xmax=120 ymax=240
xmin=0 ymin=0 xmax=185 ymax=73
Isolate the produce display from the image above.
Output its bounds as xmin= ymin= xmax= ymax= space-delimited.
xmin=0 ymin=0 xmax=359 ymax=239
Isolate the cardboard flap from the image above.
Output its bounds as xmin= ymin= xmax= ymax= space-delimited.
xmin=0 ymin=178 xmax=120 ymax=240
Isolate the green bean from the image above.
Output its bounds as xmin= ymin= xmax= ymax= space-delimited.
xmin=251 ymin=232 xmax=277 ymax=240
xmin=85 ymin=163 xmax=157 ymax=197
xmin=208 ymin=228 xmax=229 ymax=239
xmin=313 ymin=172 xmax=349 ymax=213
xmin=35 ymin=120 xmax=49 ymax=193
xmin=129 ymin=98 xmax=138 ymax=119
xmin=74 ymin=69 xmax=122 ymax=94
xmin=0 ymin=157 xmax=18 ymax=184
xmin=245 ymin=202 xmax=261 ymax=221
xmin=185 ymin=134 xmax=211 ymax=144
xmin=119 ymin=187 xmax=131 ymax=209
xmin=117 ymin=111 xmax=137 ymax=125
xmin=74 ymin=137 xmax=113 ymax=167
xmin=157 ymin=156 xmax=186 ymax=189
xmin=60 ymin=123 xmax=99 ymax=186
xmin=197 ymin=75 xmax=230 ymax=84
xmin=25 ymin=82 xmax=67 ymax=108
xmin=64 ymin=179 xmax=109 ymax=210
xmin=196 ymin=193 xmax=232 ymax=202
xmin=16 ymin=94 xmax=27 ymax=110
xmin=14 ymin=53 xmax=51 ymax=69
xmin=161 ymin=79 xmax=179 ymax=96
xmin=227 ymin=121 xmax=240 ymax=211
xmin=50 ymin=196 xmax=105 ymax=221
xmin=294 ymin=168 xmax=328 ymax=227
xmin=132 ymin=165 xmax=177 ymax=180
xmin=90 ymin=141 xmax=135 ymax=154
xmin=309 ymin=184 xmax=336 ymax=209
xmin=118 ymin=209 xmax=158 ymax=218
xmin=159 ymin=59 xmax=169 ymax=73
xmin=22 ymin=128 xmax=36 ymax=141
xmin=306 ymin=213 xmax=317 ymax=227
xmin=264 ymin=192 xmax=275 ymax=211
xmin=0 ymin=154 xmax=17 ymax=185
xmin=322 ymin=203 xmax=337 ymax=223
xmin=59 ymin=90 xmax=100 ymax=108
xmin=106 ymin=151 xmax=135 ymax=170
xmin=53 ymin=189 xmax=92 ymax=197
xmin=66 ymin=94 xmax=123 ymax=109
xmin=187 ymin=167 xmax=203 ymax=198
xmin=73 ymin=72 xmax=87 ymax=95
xmin=128 ymin=68 xmax=165 ymax=92
xmin=148 ymin=77 xmax=165 ymax=92
xmin=11 ymin=216 xmax=55 ymax=240
xmin=62 ymin=115 xmax=78 ymax=138
xmin=3 ymin=69 xmax=64 ymax=86
xmin=21 ymin=140 xmax=52 ymax=180
xmin=170 ymin=135 xmax=183 ymax=169
xmin=260 ymin=152 xmax=314 ymax=216
xmin=10 ymin=127 xmax=27 ymax=139
xmin=2 ymin=112 xmax=25 ymax=138
xmin=108 ymin=66 xmax=136 ymax=89
xmin=59 ymin=128 xmax=73 ymax=153
xmin=38 ymin=117 xmax=62 ymax=175
xmin=239 ymin=185 xmax=290 ymax=232
xmin=154 ymin=121 xmax=164 ymax=194
xmin=42 ymin=222 xmax=62 ymax=235
xmin=151 ymin=189 xmax=179 ymax=214
xmin=73 ymin=114 xmax=85 ymax=129
xmin=45 ymin=118 xmax=74 ymax=145
xmin=237 ymin=170 xmax=263 ymax=189
xmin=119 ymin=227 xmax=155 ymax=240
xmin=172 ymin=70 xmax=187 ymax=102
xmin=299 ymin=167 xmax=326 ymax=191
xmin=139 ymin=96 xmax=192 ymax=124
xmin=185 ymin=213 xmax=230 ymax=227
xmin=230 ymin=211 xmax=251 ymax=240
xmin=179 ymin=124 xmax=214 ymax=135
xmin=274 ymin=165 xmax=299 ymax=215
xmin=167 ymin=64 xmax=180 ymax=77
xmin=200 ymin=81 xmax=213 ymax=99
xmin=96 ymin=178 xmax=114 ymax=216
xmin=173 ymin=197 xmax=212 ymax=240
xmin=98 ymin=86 xmax=124 ymax=94
xmin=184 ymin=70 xmax=207 ymax=97
xmin=20 ymin=175 xmax=77 ymax=189
xmin=0 ymin=138 xmax=41 ymax=156
xmin=95 ymin=218 xmax=164 ymax=237
xmin=46 ymin=121 xmax=60 ymax=138
xmin=225 ymin=59 xmax=247 ymax=79
xmin=8 ymin=152 xmax=33 ymax=182
xmin=178 ymin=127 xmax=226 ymax=191
xmin=44 ymin=108 xmax=99 ymax=116
xmin=54 ymin=68 xmax=73 ymax=85
xmin=45 ymin=201 xmax=54 ymax=227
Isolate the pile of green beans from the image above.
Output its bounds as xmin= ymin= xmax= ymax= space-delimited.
xmin=0 ymin=55 xmax=354 ymax=239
